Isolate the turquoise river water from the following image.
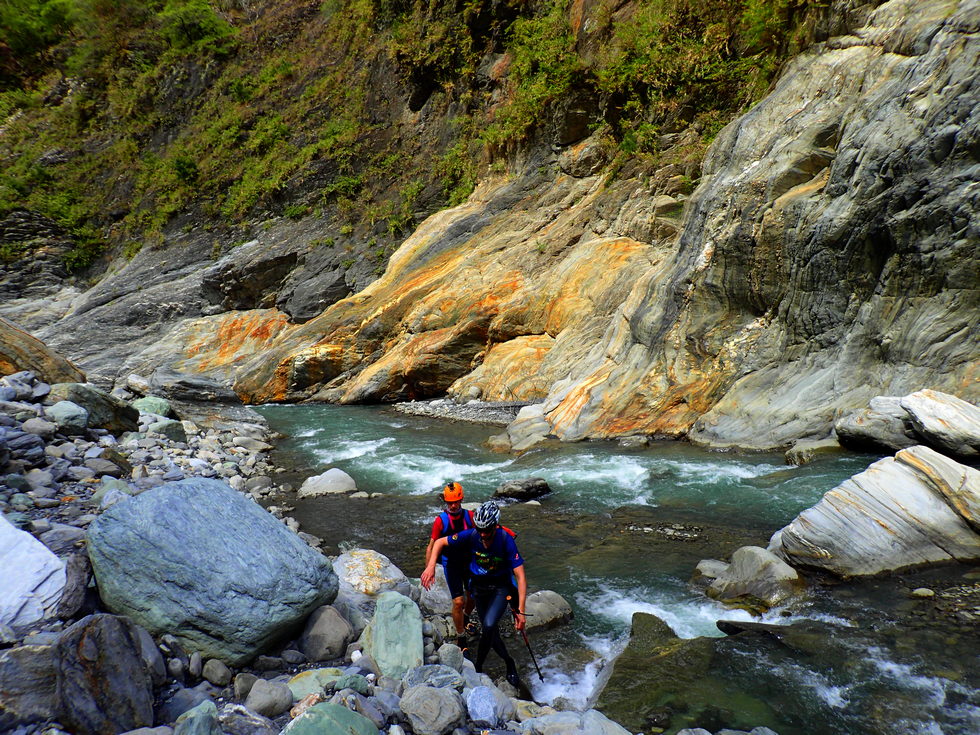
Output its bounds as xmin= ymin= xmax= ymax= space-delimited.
xmin=255 ymin=404 xmax=980 ymax=735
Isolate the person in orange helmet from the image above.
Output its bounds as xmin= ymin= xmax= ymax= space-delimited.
xmin=425 ymin=481 xmax=477 ymax=648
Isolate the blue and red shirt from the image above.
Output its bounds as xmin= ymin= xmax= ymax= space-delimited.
xmin=447 ymin=527 xmax=524 ymax=586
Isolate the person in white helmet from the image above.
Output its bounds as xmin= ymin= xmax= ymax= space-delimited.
xmin=422 ymin=500 xmax=526 ymax=686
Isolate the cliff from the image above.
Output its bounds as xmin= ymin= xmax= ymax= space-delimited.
xmin=2 ymin=0 xmax=977 ymax=451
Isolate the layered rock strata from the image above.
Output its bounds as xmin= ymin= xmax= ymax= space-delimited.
xmin=225 ymin=0 xmax=977 ymax=450
xmin=770 ymin=445 xmax=980 ymax=576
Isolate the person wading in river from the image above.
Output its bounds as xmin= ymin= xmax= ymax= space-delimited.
xmin=422 ymin=500 xmax=527 ymax=687
xmin=425 ymin=481 xmax=478 ymax=649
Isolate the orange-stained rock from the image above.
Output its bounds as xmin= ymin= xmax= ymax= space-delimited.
xmin=0 ymin=316 xmax=85 ymax=383
xmin=450 ymin=335 xmax=556 ymax=402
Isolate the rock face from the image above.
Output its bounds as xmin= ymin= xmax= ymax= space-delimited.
xmin=0 ymin=317 xmax=85 ymax=384
xmin=771 ymin=445 xmax=980 ymax=576
xmin=86 ymin=478 xmax=338 ymax=664
xmin=219 ymin=1 xmax=977 ymax=451
xmin=0 ymin=513 xmax=66 ymax=631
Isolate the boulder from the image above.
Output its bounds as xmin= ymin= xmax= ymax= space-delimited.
xmin=771 ymin=445 xmax=980 ymax=576
xmin=159 ymin=688 xmax=212 ymax=724
xmin=86 ymin=478 xmax=337 ymax=665
xmin=522 ymin=710 xmax=631 ymax=735
xmin=297 ymin=468 xmax=357 ymax=498
xmin=900 ymin=389 xmax=980 ymax=460
xmin=492 ymin=477 xmax=551 ymax=502
xmin=399 ymin=685 xmax=465 ymax=735
xmin=0 ymin=316 xmax=85 ymax=385
xmin=418 ymin=564 xmax=453 ymax=616
xmin=45 ymin=400 xmax=89 ymax=434
xmin=0 ymin=513 xmax=66 ymax=631
xmin=784 ymin=436 xmax=843 ymax=466
xmin=173 ymin=700 xmax=221 ymax=735
xmin=465 ymin=685 xmax=515 ymax=728
xmin=0 ymin=643 xmax=60 ymax=729
xmin=332 ymin=548 xmax=412 ymax=633
xmin=287 ymin=667 xmax=344 ymax=700
xmin=706 ymin=546 xmax=805 ymax=610
xmin=835 ymin=399 xmax=918 ymax=454
xmin=148 ymin=419 xmax=187 ymax=443
xmin=131 ymin=395 xmax=177 ymax=419
xmin=299 ymin=605 xmax=354 ymax=662
xmin=244 ymin=679 xmax=292 ymax=718
xmin=281 ymin=701 xmax=376 ymax=735
xmin=56 ymin=614 xmax=155 ymax=735
xmin=524 ymin=590 xmax=574 ymax=631
xmin=202 ymin=659 xmax=231 ymax=687
xmin=48 ymin=383 xmax=139 ymax=433
xmin=217 ymin=703 xmax=277 ymax=735
xmin=359 ymin=591 xmax=423 ymax=680
xmin=402 ymin=664 xmax=464 ymax=690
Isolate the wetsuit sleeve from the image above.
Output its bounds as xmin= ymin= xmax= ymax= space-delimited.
xmin=430 ymin=517 xmax=444 ymax=540
xmin=504 ymin=534 xmax=524 ymax=569
xmin=446 ymin=528 xmax=472 ymax=548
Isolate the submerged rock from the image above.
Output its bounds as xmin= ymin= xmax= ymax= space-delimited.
xmin=705 ymin=546 xmax=805 ymax=611
xmin=771 ymin=445 xmax=980 ymax=575
xmin=87 ymin=478 xmax=337 ymax=664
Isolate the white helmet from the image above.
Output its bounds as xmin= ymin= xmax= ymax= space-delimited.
xmin=473 ymin=501 xmax=500 ymax=529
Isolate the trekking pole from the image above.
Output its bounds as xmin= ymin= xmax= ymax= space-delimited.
xmin=512 ymin=609 xmax=544 ymax=681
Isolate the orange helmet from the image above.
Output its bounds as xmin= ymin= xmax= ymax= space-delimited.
xmin=442 ymin=481 xmax=464 ymax=502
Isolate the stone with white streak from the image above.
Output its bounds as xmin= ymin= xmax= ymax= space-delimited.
xmin=771 ymin=445 xmax=980 ymax=576
xmin=0 ymin=514 xmax=66 ymax=631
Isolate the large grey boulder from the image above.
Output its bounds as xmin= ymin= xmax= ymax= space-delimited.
xmin=0 ymin=513 xmax=65 ymax=631
xmin=332 ymin=548 xmax=413 ymax=634
xmin=771 ymin=445 xmax=980 ymax=576
xmin=299 ymin=605 xmax=354 ymax=662
xmin=399 ymin=684 xmax=465 ymax=735
xmin=705 ymin=546 xmax=805 ymax=609
xmin=297 ymin=468 xmax=357 ymax=498
xmin=524 ymin=590 xmax=574 ymax=631
xmin=359 ymin=591 xmax=423 ymax=680
xmin=56 ymin=614 xmax=155 ymax=735
xmin=87 ymin=478 xmax=337 ymax=664
xmin=0 ymin=643 xmax=60 ymax=729
xmin=48 ymin=382 xmax=139 ymax=433
xmin=900 ymin=389 xmax=980 ymax=460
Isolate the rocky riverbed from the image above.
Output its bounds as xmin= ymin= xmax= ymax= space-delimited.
xmin=3 ymin=367 xmax=778 ymax=735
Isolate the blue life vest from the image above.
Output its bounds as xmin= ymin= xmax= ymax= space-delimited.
xmin=437 ymin=510 xmax=473 ymax=563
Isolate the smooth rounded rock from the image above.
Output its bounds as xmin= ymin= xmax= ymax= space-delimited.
xmin=244 ymin=679 xmax=292 ymax=718
xmin=86 ymin=478 xmax=337 ymax=665
xmin=400 ymin=684 xmax=465 ymax=735
xmin=297 ymin=468 xmax=357 ymax=498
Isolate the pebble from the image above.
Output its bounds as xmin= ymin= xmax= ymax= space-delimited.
xmin=911 ymin=588 xmax=936 ymax=599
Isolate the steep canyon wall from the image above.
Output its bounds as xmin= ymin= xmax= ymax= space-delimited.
xmin=233 ymin=0 xmax=980 ymax=449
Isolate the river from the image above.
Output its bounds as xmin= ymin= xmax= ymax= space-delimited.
xmin=255 ymin=404 xmax=980 ymax=735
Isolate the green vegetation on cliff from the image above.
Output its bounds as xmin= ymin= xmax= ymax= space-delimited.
xmin=0 ymin=0 xmax=828 ymax=272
